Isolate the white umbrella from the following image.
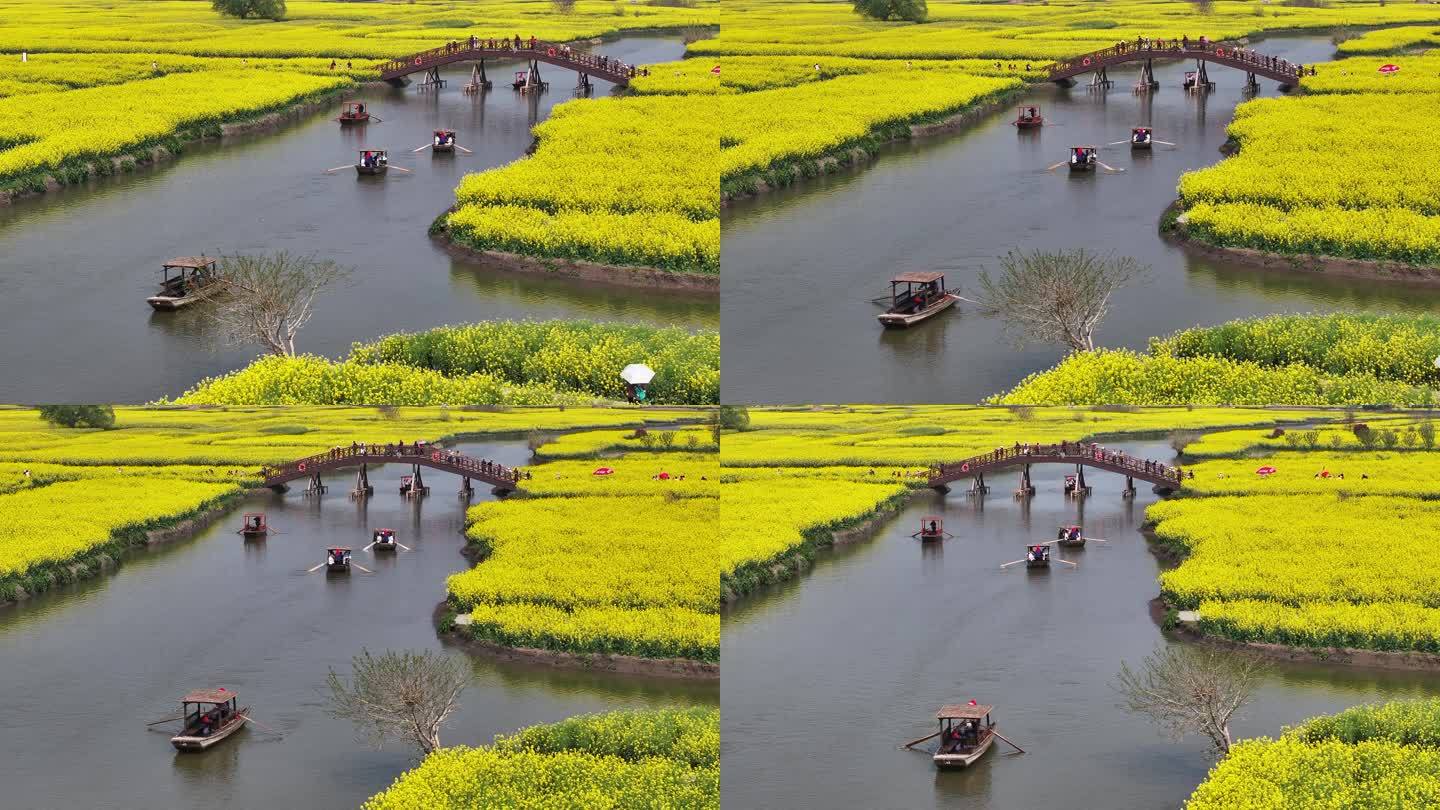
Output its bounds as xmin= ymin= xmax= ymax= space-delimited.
xmin=620 ymin=364 xmax=655 ymax=385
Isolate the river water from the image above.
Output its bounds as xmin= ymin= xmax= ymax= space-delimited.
xmin=0 ymin=36 xmax=715 ymax=404
xmin=0 ymin=437 xmax=715 ymax=809
xmin=720 ymin=439 xmax=1440 ymax=809
xmin=721 ymin=37 xmax=1440 ymax=404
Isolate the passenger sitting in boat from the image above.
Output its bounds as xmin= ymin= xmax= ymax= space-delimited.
xmin=1057 ymin=527 xmax=1067 ymax=541
xmin=1069 ymin=528 xmax=1080 ymax=542
xmin=929 ymin=520 xmax=938 ymax=534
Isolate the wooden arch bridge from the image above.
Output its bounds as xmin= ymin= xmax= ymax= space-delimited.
xmin=1049 ymin=41 xmax=1306 ymax=90
xmin=927 ymin=442 xmax=1185 ymax=499
xmin=379 ymin=38 xmax=643 ymax=92
xmin=261 ymin=444 xmax=523 ymax=497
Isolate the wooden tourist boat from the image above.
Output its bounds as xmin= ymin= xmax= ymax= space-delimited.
xmin=145 ymin=256 xmax=219 ymax=311
xmin=1131 ymin=126 xmax=1153 ymax=150
xmin=1068 ymin=146 xmax=1098 ymax=172
xmin=171 ymin=688 xmax=248 ymax=752
xmin=1013 ymin=104 xmax=1043 ymax=129
xmin=239 ymin=513 xmax=268 ymax=539
xmin=326 ymin=546 xmax=353 ymax=572
xmin=355 ymin=150 xmax=389 ymax=176
xmin=337 ymin=101 xmax=370 ymax=126
xmin=877 ymin=271 xmax=961 ymax=328
xmin=431 ymin=129 xmax=456 ymax=153
xmin=933 ymin=703 xmax=997 ymax=769
xmin=371 ymin=528 xmax=398 ymax=552
xmin=1024 ymin=543 xmax=1051 ymax=569
xmin=916 ymin=516 xmax=947 ymax=542
xmin=1057 ymin=524 xmax=1085 ymax=548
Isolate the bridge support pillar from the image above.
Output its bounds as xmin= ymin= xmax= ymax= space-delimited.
xmin=351 ymin=463 xmax=373 ymax=498
xmin=306 ymin=472 xmax=327 ymax=496
xmin=1137 ymin=58 xmax=1158 ymax=90
xmin=1015 ymin=464 xmax=1035 ymax=498
xmin=1123 ymin=475 xmax=1136 ymax=499
xmin=577 ymin=71 xmax=592 ymax=94
xmin=409 ymin=464 xmax=430 ymax=498
xmin=1072 ymin=464 xmax=1091 ymax=497
xmin=1089 ymin=66 xmax=1111 ymax=89
xmin=419 ymin=65 xmax=445 ymax=90
xmin=460 ymin=476 xmax=474 ymax=497
xmin=969 ymin=474 xmax=989 ymax=496
xmin=1245 ymin=71 xmax=1258 ymax=91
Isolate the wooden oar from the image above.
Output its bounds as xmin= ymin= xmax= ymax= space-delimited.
xmin=305 ymin=562 xmax=326 ymax=573
xmin=362 ymin=541 xmax=376 ymax=552
xmin=1106 ymin=140 xmax=1129 ymax=146
xmin=1054 ymin=558 xmax=1079 ymax=567
xmin=901 ymin=729 xmax=941 ymax=749
xmin=1044 ymin=161 xmax=1066 ymax=172
xmin=1098 ymin=161 xmax=1126 ymax=173
xmin=1153 ymin=140 xmax=1177 ymax=146
xmin=1000 ymin=558 xmax=1028 ymax=569
xmin=992 ymin=730 xmax=1026 ymax=753
xmin=324 ymin=165 xmax=353 ymax=173
xmin=146 ymin=715 xmax=183 ymax=726
xmin=411 ymin=144 xmax=432 ymax=153
xmin=453 ymin=144 xmax=474 ymax=153
xmin=395 ymin=542 xmax=413 ymax=551
xmin=351 ymin=562 xmax=375 ymax=574
xmin=368 ymin=115 xmax=384 ymax=123
xmin=240 ymin=714 xmax=283 ymax=736
xmin=388 ymin=166 xmax=414 ymax=174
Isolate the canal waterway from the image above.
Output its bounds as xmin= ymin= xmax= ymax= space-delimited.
xmin=0 ymin=36 xmax=715 ymax=404
xmin=721 ymin=36 xmax=1440 ymax=404
xmin=0 ymin=436 xmax=715 ymax=809
xmin=720 ymin=439 xmax=1440 ymax=809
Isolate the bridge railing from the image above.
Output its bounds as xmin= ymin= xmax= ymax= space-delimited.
xmin=261 ymin=444 xmax=520 ymax=484
xmin=929 ymin=443 xmax=1184 ymax=484
xmin=1049 ymin=40 xmax=1306 ymax=81
xmin=379 ymin=39 xmax=644 ymax=80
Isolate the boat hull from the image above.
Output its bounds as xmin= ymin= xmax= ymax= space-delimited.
xmin=1015 ymin=119 xmax=1043 ymax=129
xmin=1026 ymin=559 xmax=1049 ymax=569
xmin=1057 ymin=538 xmax=1085 ymax=548
xmin=1131 ymin=141 xmax=1152 ymax=150
xmin=241 ymin=529 xmax=267 ymax=539
xmin=1068 ymin=162 xmax=1096 ymax=173
xmin=172 ymin=710 xmax=248 ymax=751
xmin=355 ymin=165 xmax=388 ymax=177
xmin=432 ymin=144 xmax=455 ymax=153
xmin=338 ymin=115 xmax=370 ymax=126
xmin=918 ymin=531 xmax=944 ymax=542
xmin=878 ymin=293 xmax=960 ymax=328
xmin=933 ymin=730 xmax=996 ymax=769
xmin=373 ymin=542 xmax=397 ymax=553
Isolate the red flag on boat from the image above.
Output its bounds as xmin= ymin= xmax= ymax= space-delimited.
xmin=1379 ymin=64 xmax=1400 ymax=74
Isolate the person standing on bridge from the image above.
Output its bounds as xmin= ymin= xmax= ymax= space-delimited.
xmin=528 ymin=35 xmax=537 ymax=50
xmin=469 ymin=35 xmax=477 ymax=49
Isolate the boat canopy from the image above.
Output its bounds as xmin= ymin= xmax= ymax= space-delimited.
xmin=183 ymin=688 xmax=238 ymax=705
xmin=163 ymin=257 xmax=215 ymax=271
xmin=328 ymin=546 xmax=352 ymax=554
xmin=937 ymin=704 xmax=993 ymax=720
xmin=891 ymin=271 xmax=945 ymax=285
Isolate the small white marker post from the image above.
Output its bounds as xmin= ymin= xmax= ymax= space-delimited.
xmin=21 ymin=51 xmax=27 ymax=62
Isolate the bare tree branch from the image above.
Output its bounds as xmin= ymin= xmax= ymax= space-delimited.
xmin=976 ymin=248 xmax=1148 ymax=353
xmin=1113 ymin=644 xmax=1267 ymax=758
xmin=324 ymin=648 xmax=469 ymax=756
xmin=197 ymin=251 xmax=351 ymax=357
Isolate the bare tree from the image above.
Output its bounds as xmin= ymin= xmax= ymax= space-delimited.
xmin=976 ymin=248 xmax=1148 ymax=353
xmin=324 ymin=648 xmax=468 ymax=756
xmin=1114 ymin=644 xmax=1267 ymax=758
xmin=200 ymin=252 xmax=350 ymax=357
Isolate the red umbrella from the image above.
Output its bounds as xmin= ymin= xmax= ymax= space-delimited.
xmin=657 ymin=472 xmax=671 ymax=480
xmin=1255 ymin=466 xmax=1277 ymax=476
xmin=1379 ymin=64 xmax=1401 ymax=74
xmin=592 ymin=467 xmax=614 ymax=476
